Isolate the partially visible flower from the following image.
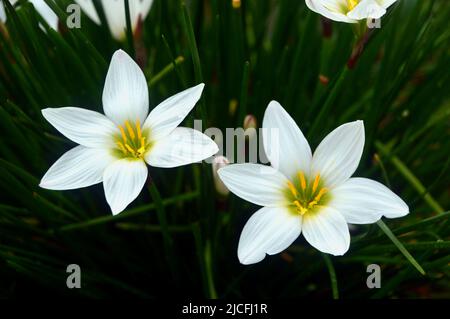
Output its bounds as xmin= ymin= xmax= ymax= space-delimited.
xmin=212 ymin=156 xmax=230 ymax=196
xmin=75 ymin=0 xmax=154 ymax=40
xmin=218 ymin=101 xmax=409 ymax=265
xmin=40 ymin=49 xmax=218 ymax=215
xmin=243 ymin=114 xmax=257 ymax=140
xmin=0 ymin=0 xmax=57 ymax=30
xmin=305 ymin=0 xmax=397 ymax=23
xmin=0 ymin=2 xmax=5 ymax=22
xmin=243 ymin=114 xmax=257 ymax=130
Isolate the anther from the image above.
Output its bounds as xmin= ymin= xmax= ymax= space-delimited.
xmin=287 ymin=181 xmax=298 ymax=197
xmin=312 ymin=174 xmax=320 ymax=194
xmin=298 ymin=171 xmax=306 ymax=191
xmin=125 ymin=120 xmax=135 ymax=139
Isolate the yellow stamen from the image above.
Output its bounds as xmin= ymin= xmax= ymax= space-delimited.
xmin=314 ymin=188 xmax=328 ymax=202
xmin=298 ymin=171 xmax=306 ymax=191
xmin=347 ymin=0 xmax=358 ymax=11
xmin=116 ymin=142 xmax=127 ymax=154
xmin=136 ymin=119 xmax=142 ymax=139
xmin=287 ymin=181 xmax=298 ymax=197
xmin=308 ymin=200 xmax=317 ymax=208
xmin=125 ymin=120 xmax=136 ymax=139
xmin=294 ymin=200 xmax=307 ymax=215
xmin=119 ymin=125 xmax=127 ymax=143
xmin=125 ymin=143 xmax=135 ymax=154
xmin=312 ymin=174 xmax=320 ymax=194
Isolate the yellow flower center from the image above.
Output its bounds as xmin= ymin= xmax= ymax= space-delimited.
xmin=347 ymin=0 xmax=359 ymax=11
xmin=286 ymin=171 xmax=329 ymax=216
xmin=115 ymin=119 xmax=149 ymax=159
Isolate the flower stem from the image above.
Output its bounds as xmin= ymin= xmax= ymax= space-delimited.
xmin=181 ymin=1 xmax=206 ymax=121
xmin=308 ymin=65 xmax=349 ymax=139
xmin=124 ymin=0 xmax=135 ymax=57
xmin=322 ymin=253 xmax=339 ymax=300
xmin=375 ymin=141 xmax=445 ymax=214
xmin=148 ymin=180 xmax=178 ymax=279
xmin=148 ymin=56 xmax=185 ymax=87
xmin=376 ymin=219 xmax=426 ymax=275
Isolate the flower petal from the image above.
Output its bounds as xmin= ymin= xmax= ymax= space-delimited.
xmin=75 ymin=0 xmax=101 ymax=24
xmin=218 ymin=163 xmax=289 ymax=207
xmin=76 ymin=0 xmax=154 ymax=39
xmin=29 ymin=0 xmax=58 ymax=30
xmin=102 ymin=49 xmax=149 ymax=125
xmin=40 ymin=146 xmax=114 ymax=190
xmin=42 ymin=107 xmax=117 ymax=148
xmin=238 ymin=206 xmax=302 ymax=265
xmin=305 ymin=0 xmax=357 ymax=23
xmin=376 ymin=0 xmax=397 ymax=9
xmin=347 ymin=0 xmax=386 ymax=20
xmin=0 ymin=2 xmax=6 ymax=23
xmin=330 ymin=177 xmax=409 ymax=224
xmin=262 ymin=101 xmax=312 ymax=180
xmin=311 ymin=120 xmax=365 ymax=188
xmin=302 ymin=206 xmax=350 ymax=256
xmin=143 ymin=84 xmax=205 ymax=141
xmin=103 ymin=159 xmax=148 ymax=215
xmin=145 ymin=127 xmax=218 ymax=168
xmin=106 ymin=0 xmax=154 ymax=40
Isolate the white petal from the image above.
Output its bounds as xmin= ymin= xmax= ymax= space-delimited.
xmin=217 ymin=163 xmax=289 ymax=207
xmin=42 ymin=107 xmax=117 ymax=148
xmin=75 ymin=0 xmax=101 ymax=24
xmin=29 ymin=0 xmax=58 ymax=30
xmin=40 ymin=146 xmax=114 ymax=190
xmin=102 ymin=49 xmax=149 ymax=125
xmin=145 ymin=127 xmax=218 ymax=168
xmin=376 ymin=0 xmax=397 ymax=9
xmin=347 ymin=0 xmax=386 ymax=20
xmin=302 ymin=206 xmax=350 ymax=256
xmin=262 ymin=101 xmax=312 ymax=180
xmin=305 ymin=0 xmax=357 ymax=23
xmin=0 ymin=1 xmax=6 ymax=23
xmin=143 ymin=84 xmax=205 ymax=141
xmin=238 ymin=207 xmax=302 ymax=265
xmin=330 ymin=177 xmax=409 ymax=224
xmin=311 ymin=120 xmax=365 ymax=188
xmin=103 ymin=159 xmax=148 ymax=215
xmin=76 ymin=0 xmax=154 ymax=40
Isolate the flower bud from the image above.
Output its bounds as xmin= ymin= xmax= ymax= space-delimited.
xmin=243 ymin=114 xmax=257 ymax=140
xmin=212 ymin=156 xmax=230 ymax=196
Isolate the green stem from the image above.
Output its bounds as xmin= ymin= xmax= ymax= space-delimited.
xmin=238 ymin=61 xmax=250 ymax=125
xmin=375 ymin=141 xmax=445 ymax=214
xmin=57 ymin=191 xmax=198 ymax=232
xmin=204 ymin=240 xmax=218 ymax=299
xmin=308 ymin=66 xmax=349 ymax=139
xmin=322 ymin=253 xmax=339 ymax=300
xmin=124 ymin=0 xmax=135 ymax=57
xmin=148 ymin=56 xmax=185 ymax=87
xmin=377 ymin=219 xmax=426 ymax=275
xmin=181 ymin=1 xmax=206 ymax=120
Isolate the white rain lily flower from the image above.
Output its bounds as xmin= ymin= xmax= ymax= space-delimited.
xmin=218 ymin=101 xmax=409 ymax=265
xmin=40 ymin=49 xmax=218 ymax=215
xmin=0 ymin=0 xmax=58 ymax=30
xmin=75 ymin=0 xmax=154 ymax=40
xmin=305 ymin=0 xmax=398 ymax=23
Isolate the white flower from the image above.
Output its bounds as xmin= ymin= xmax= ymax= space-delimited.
xmin=218 ymin=101 xmax=409 ymax=265
xmin=40 ymin=49 xmax=218 ymax=215
xmin=305 ymin=0 xmax=398 ymax=23
xmin=0 ymin=0 xmax=58 ymax=30
xmin=75 ymin=0 xmax=154 ymax=40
